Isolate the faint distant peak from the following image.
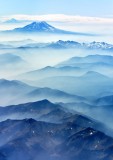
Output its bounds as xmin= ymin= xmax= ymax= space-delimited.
xmin=4 ymin=18 xmax=19 ymax=23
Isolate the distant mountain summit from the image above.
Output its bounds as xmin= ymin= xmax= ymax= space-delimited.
xmin=11 ymin=21 xmax=91 ymax=35
xmin=14 ymin=21 xmax=57 ymax=32
xmin=4 ymin=18 xmax=20 ymax=23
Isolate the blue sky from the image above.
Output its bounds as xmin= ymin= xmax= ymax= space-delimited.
xmin=0 ymin=0 xmax=113 ymax=17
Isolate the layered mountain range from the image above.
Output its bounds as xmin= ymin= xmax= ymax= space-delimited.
xmin=15 ymin=54 xmax=113 ymax=99
xmin=0 ymin=100 xmax=113 ymax=160
xmin=0 ymin=20 xmax=113 ymax=160
xmin=16 ymin=40 xmax=113 ymax=51
xmin=0 ymin=79 xmax=87 ymax=106
xmin=0 ymin=38 xmax=113 ymax=52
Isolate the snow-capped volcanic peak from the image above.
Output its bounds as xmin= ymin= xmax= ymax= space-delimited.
xmin=12 ymin=21 xmax=92 ymax=35
xmin=22 ymin=21 xmax=56 ymax=32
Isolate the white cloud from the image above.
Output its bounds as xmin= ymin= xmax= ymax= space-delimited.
xmin=1 ymin=14 xmax=113 ymax=24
